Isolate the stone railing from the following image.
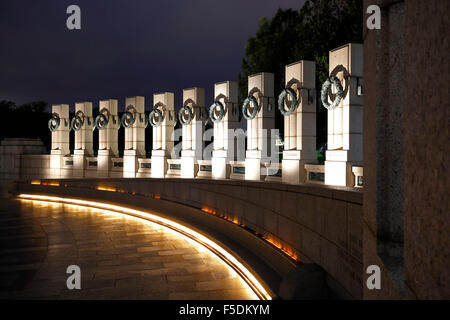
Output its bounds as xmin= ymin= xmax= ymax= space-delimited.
xmin=137 ymin=158 xmax=151 ymax=178
xmin=0 ymin=138 xmax=364 ymax=196
xmin=264 ymin=162 xmax=282 ymax=182
xmin=352 ymin=166 xmax=363 ymax=188
xmin=197 ymin=160 xmax=212 ymax=179
xmin=8 ymin=151 xmax=364 ymax=188
xmin=166 ymin=159 xmax=181 ymax=178
xmin=305 ymin=164 xmax=325 ymax=185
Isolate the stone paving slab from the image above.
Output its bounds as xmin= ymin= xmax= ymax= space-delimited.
xmin=0 ymin=199 xmax=257 ymax=300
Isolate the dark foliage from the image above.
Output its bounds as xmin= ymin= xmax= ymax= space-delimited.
xmin=238 ymin=0 xmax=363 ymax=149
xmin=0 ymin=100 xmax=52 ymax=151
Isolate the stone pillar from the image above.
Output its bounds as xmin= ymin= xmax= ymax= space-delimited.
xmin=97 ymin=99 xmax=119 ymax=178
xmin=151 ymin=92 xmax=175 ymax=178
xmin=49 ymin=104 xmax=70 ymax=178
xmin=123 ymin=96 xmax=146 ymax=178
xmin=363 ymin=0 xmax=449 ymax=300
xmin=324 ymin=43 xmax=363 ymax=186
xmin=244 ymin=72 xmax=275 ymax=181
xmin=180 ymin=87 xmax=205 ymax=178
xmin=211 ymin=81 xmax=239 ymax=179
xmin=281 ymin=61 xmax=317 ymax=184
xmin=73 ymin=102 xmax=94 ymax=178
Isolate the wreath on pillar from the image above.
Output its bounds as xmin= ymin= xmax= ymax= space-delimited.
xmin=321 ymin=76 xmax=344 ymax=111
xmin=209 ymin=101 xmax=225 ymax=123
xmin=178 ymin=105 xmax=193 ymax=126
xmin=121 ymin=105 xmax=137 ymax=128
xmin=241 ymin=95 xmax=259 ymax=120
xmin=48 ymin=113 xmax=61 ymax=132
xmin=94 ymin=108 xmax=110 ymax=130
xmin=149 ymin=108 xmax=164 ymax=127
xmin=70 ymin=110 xmax=85 ymax=132
xmin=277 ymin=87 xmax=298 ymax=116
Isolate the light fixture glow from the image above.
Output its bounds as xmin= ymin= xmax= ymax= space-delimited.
xmin=201 ymin=206 xmax=299 ymax=262
xmin=96 ymin=186 xmax=117 ymax=192
xmin=45 ymin=182 xmax=60 ymax=186
xmin=17 ymin=193 xmax=272 ymax=300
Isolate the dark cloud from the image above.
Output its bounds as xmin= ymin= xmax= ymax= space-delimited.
xmin=0 ymin=0 xmax=305 ymax=110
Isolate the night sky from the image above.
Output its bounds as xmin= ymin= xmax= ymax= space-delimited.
xmin=0 ymin=0 xmax=305 ymax=112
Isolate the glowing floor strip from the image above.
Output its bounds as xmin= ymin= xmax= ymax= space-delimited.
xmin=18 ymin=193 xmax=272 ymax=300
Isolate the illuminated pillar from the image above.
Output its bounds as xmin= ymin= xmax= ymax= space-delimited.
xmin=211 ymin=81 xmax=239 ymax=179
xmin=123 ymin=96 xmax=146 ymax=178
xmin=180 ymin=87 xmax=205 ymax=178
xmin=97 ymin=99 xmax=119 ymax=178
xmin=324 ymin=43 xmax=363 ymax=186
xmin=244 ymin=72 xmax=275 ymax=181
xmin=281 ymin=61 xmax=317 ymax=184
xmin=49 ymin=104 xmax=70 ymax=178
xmin=73 ymin=102 xmax=94 ymax=178
xmin=151 ymin=92 xmax=175 ymax=178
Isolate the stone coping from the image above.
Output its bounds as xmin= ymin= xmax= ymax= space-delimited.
xmin=22 ymin=177 xmax=362 ymax=205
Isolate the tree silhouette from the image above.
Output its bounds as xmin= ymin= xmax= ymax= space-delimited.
xmin=0 ymin=100 xmax=51 ymax=151
xmin=238 ymin=0 xmax=363 ymax=150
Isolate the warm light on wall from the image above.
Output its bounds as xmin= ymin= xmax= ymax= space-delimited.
xmin=31 ymin=180 xmax=299 ymax=264
xmin=201 ymin=206 xmax=300 ymax=263
xmin=31 ymin=180 xmax=60 ymax=186
xmin=17 ymin=193 xmax=272 ymax=300
xmin=262 ymin=235 xmax=300 ymax=263
xmin=95 ymin=185 xmax=161 ymax=199
xmin=41 ymin=181 xmax=60 ymax=186
xmin=96 ymin=186 xmax=117 ymax=192
xmin=201 ymin=206 xmax=216 ymax=214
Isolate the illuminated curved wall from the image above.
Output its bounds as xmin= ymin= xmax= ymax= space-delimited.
xmin=15 ymin=178 xmax=363 ymax=299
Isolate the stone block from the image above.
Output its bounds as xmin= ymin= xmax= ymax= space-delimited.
xmin=301 ymin=228 xmax=321 ymax=263
xmin=347 ymin=203 xmax=363 ymax=262
xmin=244 ymin=157 xmax=261 ymax=181
xmin=278 ymin=264 xmax=327 ymax=299
xmin=280 ymin=191 xmax=297 ymax=220
xmin=322 ymin=199 xmax=348 ymax=250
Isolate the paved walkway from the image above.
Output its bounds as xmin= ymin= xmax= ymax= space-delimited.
xmin=0 ymin=199 xmax=257 ymax=300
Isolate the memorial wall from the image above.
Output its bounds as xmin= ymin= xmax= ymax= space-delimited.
xmin=2 ymin=44 xmax=363 ymax=187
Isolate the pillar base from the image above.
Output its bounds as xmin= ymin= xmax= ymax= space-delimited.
xmin=50 ymin=149 xmax=64 ymax=179
xmin=123 ymin=150 xmax=139 ymax=178
xmin=97 ymin=149 xmax=114 ymax=178
xmin=151 ymin=150 xmax=168 ymax=178
xmin=73 ymin=150 xmax=89 ymax=178
xmin=324 ymin=150 xmax=356 ymax=187
xmin=181 ymin=150 xmax=198 ymax=179
xmin=245 ymin=150 xmax=262 ymax=181
xmin=61 ymin=156 xmax=74 ymax=178
xmin=212 ymin=150 xmax=230 ymax=179
xmin=282 ymin=150 xmax=308 ymax=184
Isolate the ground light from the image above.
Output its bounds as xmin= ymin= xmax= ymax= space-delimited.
xmin=17 ymin=193 xmax=272 ymax=300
